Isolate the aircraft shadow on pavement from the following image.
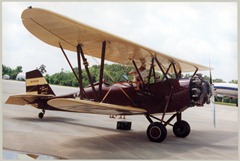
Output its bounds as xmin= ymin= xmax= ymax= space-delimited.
xmin=12 ymin=116 xmax=128 ymax=133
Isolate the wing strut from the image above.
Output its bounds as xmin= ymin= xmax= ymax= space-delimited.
xmin=192 ymin=67 xmax=199 ymax=77
xmin=132 ymin=60 xmax=144 ymax=85
xmin=147 ymin=58 xmax=156 ymax=84
xmin=77 ymin=44 xmax=85 ymax=100
xmin=59 ymin=42 xmax=108 ymax=102
xmin=155 ymin=57 xmax=169 ymax=82
xmin=99 ymin=41 xmax=106 ymax=99
xmin=59 ymin=43 xmax=88 ymax=99
xmin=172 ymin=63 xmax=178 ymax=78
xmin=60 ymin=44 xmax=79 ymax=82
xmin=77 ymin=44 xmax=98 ymax=101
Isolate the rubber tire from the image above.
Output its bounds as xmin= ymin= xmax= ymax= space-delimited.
xmin=147 ymin=122 xmax=167 ymax=143
xmin=38 ymin=112 xmax=44 ymax=119
xmin=173 ymin=120 xmax=190 ymax=138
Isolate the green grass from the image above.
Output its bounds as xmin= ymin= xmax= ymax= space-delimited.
xmin=214 ymin=101 xmax=238 ymax=107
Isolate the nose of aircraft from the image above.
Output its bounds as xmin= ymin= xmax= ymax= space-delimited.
xmin=189 ymin=74 xmax=211 ymax=106
xmin=189 ymin=73 xmax=216 ymax=127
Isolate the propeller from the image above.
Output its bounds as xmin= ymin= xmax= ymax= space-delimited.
xmin=209 ymin=70 xmax=216 ymax=128
xmin=208 ymin=51 xmax=216 ymax=128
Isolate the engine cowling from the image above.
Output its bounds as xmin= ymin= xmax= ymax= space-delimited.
xmin=189 ymin=74 xmax=211 ymax=107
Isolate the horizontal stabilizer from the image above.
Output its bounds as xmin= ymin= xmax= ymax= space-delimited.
xmin=48 ymin=98 xmax=147 ymax=115
xmin=5 ymin=94 xmax=54 ymax=106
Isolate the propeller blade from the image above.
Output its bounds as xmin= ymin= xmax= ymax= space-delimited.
xmin=208 ymin=54 xmax=216 ymax=128
xmin=209 ymin=70 xmax=213 ymax=85
xmin=211 ymin=86 xmax=216 ymax=128
xmin=210 ymin=88 xmax=216 ymax=128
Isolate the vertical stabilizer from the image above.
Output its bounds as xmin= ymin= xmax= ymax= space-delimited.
xmin=26 ymin=69 xmax=55 ymax=96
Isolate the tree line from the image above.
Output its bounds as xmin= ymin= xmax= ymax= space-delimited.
xmin=2 ymin=64 xmax=238 ymax=86
xmin=2 ymin=65 xmax=23 ymax=80
xmin=45 ymin=64 xmax=134 ymax=87
xmin=2 ymin=64 xmax=134 ymax=87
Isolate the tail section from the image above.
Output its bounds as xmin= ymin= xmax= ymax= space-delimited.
xmin=26 ymin=69 xmax=55 ymax=96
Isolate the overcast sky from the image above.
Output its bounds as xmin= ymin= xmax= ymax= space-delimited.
xmin=2 ymin=2 xmax=238 ymax=82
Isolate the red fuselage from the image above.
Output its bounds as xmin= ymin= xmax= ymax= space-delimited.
xmin=83 ymin=79 xmax=192 ymax=114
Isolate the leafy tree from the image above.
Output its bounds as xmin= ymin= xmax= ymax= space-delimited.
xmin=2 ymin=65 xmax=12 ymax=76
xmin=229 ymin=80 xmax=238 ymax=84
xmin=213 ymin=78 xmax=225 ymax=83
xmin=182 ymin=73 xmax=192 ymax=78
xmin=104 ymin=64 xmax=133 ymax=83
xmin=10 ymin=66 xmax=23 ymax=80
xmin=37 ymin=64 xmax=47 ymax=74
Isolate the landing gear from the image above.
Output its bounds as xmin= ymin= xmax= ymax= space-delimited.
xmin=145 ymin=112 xmax=191 ymax=143
xmin=173 ymin=120 xmax=190 ymax=138
xmin=147 ymin=122 xmax=167 ymax=142
xmin=38 ymin=109 xmax=45 ymax=119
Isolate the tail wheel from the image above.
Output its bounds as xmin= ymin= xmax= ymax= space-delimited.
xmin=38 ymin=109 xmax=45 ymax=119
xmin=173 ymin=120 xmax=190 ymax=138
xmin=147 ymin=122 xmax=167 ymax=143
xmin=38 ymin=112 xmax=44 ymax=119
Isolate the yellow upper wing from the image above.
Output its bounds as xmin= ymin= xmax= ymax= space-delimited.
xmin=21 ymin=7 xmax=209 ymax=72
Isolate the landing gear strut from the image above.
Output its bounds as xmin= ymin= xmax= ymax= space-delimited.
xmin=145 ymin=112 xmax=191 ymax=143
xmin=38 ymin=109 xmax=45 ymax=119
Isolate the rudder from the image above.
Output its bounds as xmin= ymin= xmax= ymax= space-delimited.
xmin=26 ymin=69 xmax=55 ymax=96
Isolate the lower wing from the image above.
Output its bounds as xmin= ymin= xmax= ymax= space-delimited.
xmin=47 ymin=98 xmax=147 ymax=115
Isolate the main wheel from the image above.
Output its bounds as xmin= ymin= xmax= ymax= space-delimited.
xmin=147 ymin=122 xmax=167 ymax=143
xmin=38 ymin=112 xmax=44 ymax=119
xmin=173 ymin=120 xmax=190 ymax=138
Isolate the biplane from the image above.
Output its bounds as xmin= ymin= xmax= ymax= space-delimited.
xmin=6 ymin=7 xmax=213 ymax=143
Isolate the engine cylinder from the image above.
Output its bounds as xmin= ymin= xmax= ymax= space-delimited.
xmin=189 ymin=74 xmax=211 ymax=106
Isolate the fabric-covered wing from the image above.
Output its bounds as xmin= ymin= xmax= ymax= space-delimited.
xmin=47 ymin=98 xmax=147 ymax=115
xmin=21 ymin=7 xmax=210 ymax=72
xmin=5 ymin=94 xmax=53 ymax=106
